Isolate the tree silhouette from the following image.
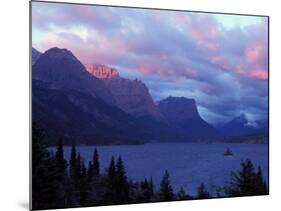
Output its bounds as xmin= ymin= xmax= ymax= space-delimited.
xmin=177 ymin=186 xmax=189 ymax=200
xmin=255 ymin=166 xmax=268 ymax=195
xmin=32 ymin=122 xmax=61 ymax=209
xmin=226 ymin=159 xmax=268 ymax=196
xmin=139 ymin=178 xmax=154 ymax=202
xmin=69 ymin=142 xmax=77 ymax=181
xmin=79 ymin=162 xmax=89 ymax=206
xmin=92 ymin=148 xmax=100 ymax=176
xmin=149 ymin=177 xmax=154 ymax=197
xmin=87 ymin=161 xmax=94 ymax=183
xmin=159 ymin=170 xmax=174 ymax=201
xmin=104 ymin=156 xmax=116 ymax=203
xmin=196 ymin=183 xmax=210 ymax=199
xmin=32 ymin=127 xmax=268 ymax=210
xmin=54 ymin=138 xmax=68 ymax=206
xmin=115 ymin=156 xmax=129 ymax=203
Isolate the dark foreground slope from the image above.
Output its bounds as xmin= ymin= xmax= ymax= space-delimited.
xmin=32 ymin=79 xmax=187 ymax=145
xmin=32 ymin=79 xmax=145 ymax=145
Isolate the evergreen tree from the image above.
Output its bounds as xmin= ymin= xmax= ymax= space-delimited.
xmin=69 ymin=142 xmax=77 ymax=181
xmin=79 ymin=162 xmax=89 ymax=206
xmin=67 ymin=142 xmax=78 ymax=206
xmin=115 ymin=156 xmax=129 ymax=203
xmin=159 ymin=170 xmax=174 ymax=201
xmin=140 ymin=178 xmax=151 ymax=202
xmin=92 ymin=148 xmax=100 ymax=176
xmin=86 ymin=159 xmax=104 ymax=206
xmin=149 ymin=177 xmax=154 ymax=197
xmin=55 ymin=138 xmax=67 ymax=184
xmin=87 ymin=161 xmax=94 ymax=183
xmin=54 ymin=138 xmax=68 ymax=207
xmin=255 ymin=166 xmax=268 ymax=195
xmin=196 ymin=183 xmax=210 ymax=199
xmin=76 ymin=153 xmax=82 ymax=181
xmin=226 ymin=159 xmax=268 ymax=196
xmin=138 ymin=177 xmax=154 ymax=202
xmin=32 ymin=122 xmax=61 ymax=209
xmin=104 ymin=156 xmax=116 ymax=203
xmin=177 ymin=186 xmax=189 ymax=200
xmin=108 ymin=156 xmax=116 ymax=185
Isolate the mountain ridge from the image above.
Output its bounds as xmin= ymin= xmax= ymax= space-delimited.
xmin=84 ymin=64 xmax=120 ymax=79
xmin=32 ymin=47 xmax=266 ymax=145
xmin=217 ymin=113 xmax=268 ymax=136
xmin=158 ymin=96 xmax=221 ymax=141
xmin=32 ymin=47 xmax=115 ymax=105
xmin=32 ymin=47 xmax=42 ymax=65
xmin=85 ymin=63 xmax=164 ymax=120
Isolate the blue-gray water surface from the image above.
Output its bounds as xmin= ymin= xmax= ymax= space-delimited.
xmin=49 ymin=143 xmax=268 ymax=196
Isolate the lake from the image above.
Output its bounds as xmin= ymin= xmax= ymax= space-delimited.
xmin=49 ymin=143 xmax=268 ymax=196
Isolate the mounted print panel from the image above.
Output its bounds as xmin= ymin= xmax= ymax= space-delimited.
xmin=31 ymin=1 xmax=269 ymax=210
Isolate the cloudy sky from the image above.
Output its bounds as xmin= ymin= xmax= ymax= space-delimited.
xmin=32 ymin=2 xmax=268 ymax=124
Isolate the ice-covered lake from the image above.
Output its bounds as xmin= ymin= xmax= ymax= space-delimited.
xmin=49 ymin=143 xmax=268 ymax=196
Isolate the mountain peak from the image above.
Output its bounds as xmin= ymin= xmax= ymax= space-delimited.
xmin=32 ymin=47 xmax=42 ymax=65
xmin=32 ymin=47 xmax=41 ymax=55
xmin=158 ymin=96 xmax=220 ymax=140
xmin=84 ymin=64 xmax=120 ymax=79
xmin=158 ymin=96 xmax=199 ymax=120
xmin=159 ymin=97 xmax=197 ymax=113
xmin=231 ymin=113 xmax=248 ymax=124
xmin=165 ymin=96 xmax=196 ymax=104
xmin=32 ymin=47 xmax=115 ymax=104
xmin=218 ymin=112 xmax=266 ymax=136
xmin=100 ymin=72 xmax=163 ymax=119
xmin=44 ymin=47 xmax=77 ymax=60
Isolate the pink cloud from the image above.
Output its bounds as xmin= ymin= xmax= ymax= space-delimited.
xmin=38 ymin=29 xmax=131 ymax=65
xmin=209 ymin=56 xmax=230 ymax=70
xmin=184 ymin=67 xmax=197 ymax=78
xmin=190 ymin=24 xmax=221 ymax=50
xmin=32 ymin=2 xmax=269 ymax=123
xmin=174 ymin=13 xmax=191 ymax=25
xmin=132 ymin=57 xmax=197 ymax=79
xmin=174 ymin=13 xmax=222 ymax=51
xmin=236 ymin=65 xmax=268 ymax=80
xmin=137 ymin=62 xmax=168 ymax=76
xmin=250 ymin=69 xmax=268 ymax=80
xmin=245 ymin=44 xmax=264 ymax=64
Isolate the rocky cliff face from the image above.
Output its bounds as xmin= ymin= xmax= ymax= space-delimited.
xmin=32 ymin=47 xmax=224 ymax=144
xmin=85 ymin=64 xmax=163 ymax=120
xmin=104 ymin=77 xmax=164 ymax=120
xmin=31 ymin=48 xmax=174 ymax=144
xmin=158 ymin=97 xmax=199 ymax=121
xmin=158 ymin=97 xmax=221 ymax=141
xmin=84 ymin=64 xmax=119 ymax=79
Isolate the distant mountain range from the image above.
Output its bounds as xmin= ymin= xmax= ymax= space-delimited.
xmin=32 ymin=47 xmax=267 ymax=145
xmin=216 ymin=113 xmax=268 ymax=137
xmin=217 ymin=130 xmax=268 ymax=144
